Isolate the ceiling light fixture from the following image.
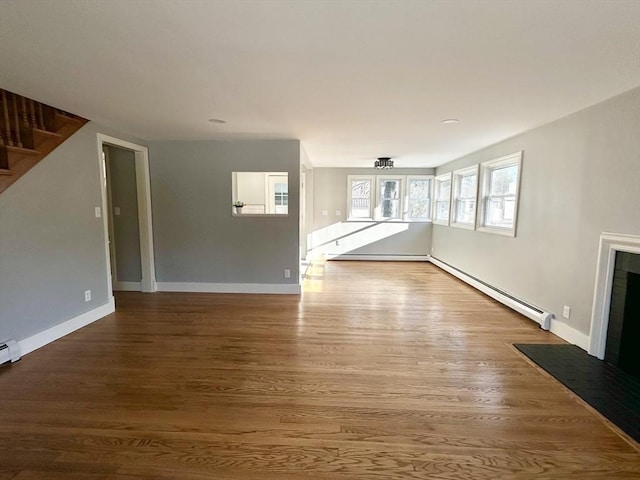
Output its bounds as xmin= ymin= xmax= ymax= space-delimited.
xmin=209 ymin=118 xmax=226 ymax=124
xmin=441 ymin=118 xmax=459 ymax=124
xmin=374 ymin=157 xmax=394 ymax=169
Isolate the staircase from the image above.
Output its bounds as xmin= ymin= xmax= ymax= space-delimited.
xmin=0 ymin=89 xmax=88 ymax=194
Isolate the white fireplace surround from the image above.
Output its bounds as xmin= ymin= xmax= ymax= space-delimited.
xmin=588 ymin=233 xmax=640 ymax=359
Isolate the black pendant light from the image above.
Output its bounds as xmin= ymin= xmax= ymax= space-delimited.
xmin=374 ymin=157 xmax=394 ymax=169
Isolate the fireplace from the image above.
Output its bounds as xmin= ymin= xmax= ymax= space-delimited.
xmin=605 ymin=252 xmax=640 ymax=378
xmin=589 ymin=233 xmax=640 ymax=360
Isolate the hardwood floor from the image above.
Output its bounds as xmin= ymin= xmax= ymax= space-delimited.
xmin=1 ymin=260 xmax=638 ymax=479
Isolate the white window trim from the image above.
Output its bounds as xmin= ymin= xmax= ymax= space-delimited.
xmin=347 ymin=175 xmax=375 ymax=220
xmin=374 ymin=175 xmax=404 ymax=221
xmin=477 ymin=151 xmax=523 ymax=237
xmin=450 ymin=165 xmax=479 ymax=230
xmin=433 ymin=172 xmax=452 ymax=226
xmin=405 ymin=175 xmax=434 ymax=222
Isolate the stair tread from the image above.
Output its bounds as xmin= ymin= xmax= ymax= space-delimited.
xmin=0 ymin=168 xmax=12 ymax=176
xmin=55 ymin=111 xmax=83 ymax=124
xmin=33 ymin=128 xmax=62 ymax=138
xmin=5 ymin=145 xmax=40 ymax=155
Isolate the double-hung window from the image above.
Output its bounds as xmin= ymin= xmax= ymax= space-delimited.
xmin=433 ymin=172 xmax=452 ymax=225
xmin=376 ymin=176 xmax=403 ymax=220
xmin=478 ymin=152 xmax=523 ymax=236
xmin=347 ymin=175 xmax=374 ymax=219
xmin=451 ymin=165 xmax=478 ymax=229
xmin=406 ymin=175 xmax=432 ymax=221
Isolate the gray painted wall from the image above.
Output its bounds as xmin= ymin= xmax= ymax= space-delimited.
xmin=148 ymin=139 xmax=300 ymax=284
xmin=312 ymin=168 xmax=435 ymax=257
xmin=105 ymin=146 xmax=142 ymax=284
xmin=0 ymin=122 xmax=146 ymax=342
xmin=432 ymin=87 xmax=640 ymax=335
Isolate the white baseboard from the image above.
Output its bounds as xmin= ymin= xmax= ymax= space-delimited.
xmin=114 ymin=281 xmax=141 ymax=291
xmin=156 ymin=282 xmax=301 ymax=294
xmin=549 ymin=319 xmax=590 ymax=351
xmin=18 ymin=297 xmax=116 ymax=357
xmin=330 ymin=254 xmax=430 ymax=261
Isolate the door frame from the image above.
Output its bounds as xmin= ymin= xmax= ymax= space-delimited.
xmin=96 ymin=134 xmax=156 ymax=294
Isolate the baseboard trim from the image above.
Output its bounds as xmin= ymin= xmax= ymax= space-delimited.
xmin=549 ymin=319 xmax=590 ymax=351
xmin=18 ymin=297 xmax=116 ymax=357
xmin=331 ymin=254 xmax=430 ymax=261
xmin=114 ymin=281 xmax=141 ymax=291
xmin=156 ymin=282 xmax=301 ymax=294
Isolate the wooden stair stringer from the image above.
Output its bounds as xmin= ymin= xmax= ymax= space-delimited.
xmin=0 ymin=117 xmax=89 ymax=194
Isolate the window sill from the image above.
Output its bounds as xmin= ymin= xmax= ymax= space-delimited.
xmin=450 ymin=221 xmax=476 ymax=230
xmin=477 ymin=225 xmax=516 ymax=237
xmin=233 ymin=213 xmax=288 ymax=218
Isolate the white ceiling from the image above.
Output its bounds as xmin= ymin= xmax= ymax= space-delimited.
xmin=1 ymin=0 xmax=638 ymax=168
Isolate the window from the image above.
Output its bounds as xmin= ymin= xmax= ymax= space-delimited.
xmin=451 ymin=165 xmax=478 ymax=229
xmin=347 ymin=175 xmax=374 ymax=219
xmin=478 ymin=152 xmax=523 ymax=236
xmin=347 ymin=174 xmax=433 ymax=222
xmin=406 ymin=176 xmax=432 ymax=221
xmin=376 ymin=176 xmax=403 ymax=220
xmin=433 ymin=172 xmax=452 ymax=225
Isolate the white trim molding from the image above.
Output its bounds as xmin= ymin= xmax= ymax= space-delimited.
xmin=332 ymin=254 xmax=429 ymax=261
xmin=588 ymin=233 xmax=640 ymax=359
xmin=549 ymin=319 xmax=590 ymax=351
xmin=156 ymin=282 xmax=301 ymax=294
xmin=114 ymin=281 xmax=142 ymax=291
xmin=18 ymin=298 xmax=116 ymax=357
xmin=97 ymin=134 xmax=156 ymax=294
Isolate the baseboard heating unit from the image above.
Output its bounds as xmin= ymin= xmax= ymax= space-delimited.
xmin=430 ymin=257 xmax=553 ymax=330
xmin=0 ymin=339 xmax=21 ymax=366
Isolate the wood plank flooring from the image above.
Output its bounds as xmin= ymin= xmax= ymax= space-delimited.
xmin=1 ymin=260 xmax=638 ymax=479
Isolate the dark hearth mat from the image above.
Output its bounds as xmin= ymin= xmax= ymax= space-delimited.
xmin=514 ymin=343 xmax=640 ymax=443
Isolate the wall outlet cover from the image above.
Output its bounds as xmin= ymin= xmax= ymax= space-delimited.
xmin=562 ymin=305 xmax=571 ymax=319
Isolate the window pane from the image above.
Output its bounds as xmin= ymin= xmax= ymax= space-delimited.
xmin=379 ymin=179 xmax=401 ymax=218
xmin=408 ymin=179 xmax=430 ymax=219
xmin=436 ymin=200 xmax=450 ymax=220
xmin=485 ymin=196 xmax=515 ymax=227
xmin=489 ymin=165 xmax=518 ymax=196
xmin=459 ymin=174 xmax=477 ymax=198
xmin=437 ymin=179 xmax=451 ymax=200
xmin=351 ymin=179 xmax=371 ymax=218
xmin=456 ymin=199 xmax=476 ymax=224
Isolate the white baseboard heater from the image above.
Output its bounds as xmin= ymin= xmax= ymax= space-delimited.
xmin=0 ymin=339 xmax=21 ymax=366
xmin=430 ymin=257 xmax=553 ymax=330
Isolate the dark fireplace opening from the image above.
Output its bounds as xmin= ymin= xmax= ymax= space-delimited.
xmin=605 ymin=252 xmax=640 ymax=379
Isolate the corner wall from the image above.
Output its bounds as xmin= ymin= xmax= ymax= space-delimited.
xmin=432 ymin=87 xmax=640 ymax=343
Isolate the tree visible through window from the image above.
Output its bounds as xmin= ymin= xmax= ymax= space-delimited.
xmin=379 ymin=178 xmax=401 ymax=219
xmin=350 ymin=178 xmax=372 ymax=218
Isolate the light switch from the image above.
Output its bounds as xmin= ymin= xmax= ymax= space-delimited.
xmin=335 ymin=210 xmax=342 ymax=216
xmin=322 ymin=210 xmax=328 ymax=216
xmin=114 ymin=207 xmax=121 ymax=216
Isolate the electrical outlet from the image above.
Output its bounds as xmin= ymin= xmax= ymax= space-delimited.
xmin=322 ymin=210 xmax=328 ymax=216
xmin=284 ymin=269 xmax=291 ymax=279
xmin=94 ymin=207 xmax=101 ymax=218
xmin=335 ymin=210 xmax=342 ymax=216
xmin=335 ymin=239 xmax=340 ymax=246
xmin=114 ymin=207 xmax=121 ymax=216
xmin=84 ymin=290 xmax=92 ymax=302
xmin=562 ymin=305 xmax=571 ymax=319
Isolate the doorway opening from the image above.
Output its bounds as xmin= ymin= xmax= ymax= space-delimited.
xmin=97 ymin=134 xmax=156 ymax=298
